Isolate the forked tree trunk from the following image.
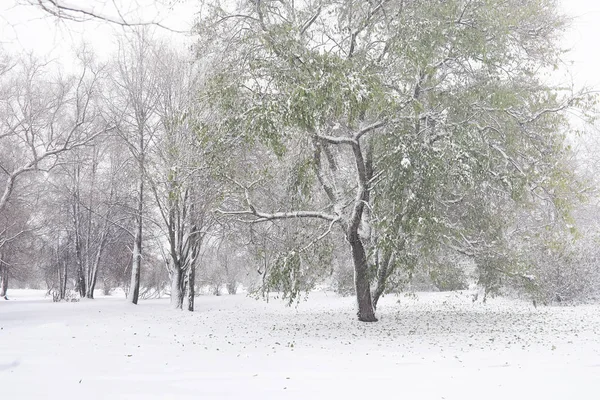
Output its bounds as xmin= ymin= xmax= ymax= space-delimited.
xmin=86 ymin=268 xmax=98 ymax=299
xmin=86 ymin=229 xmax=108 ymax=299
xmin=86 ymin=279 xmax=96 ymax=299
xmin=87 ymin=270 xmax=98 ymax=299
xmin=349 ymin=232 xmax=377 ymax=322
xmin=349 ymin=137 xmax=377 ymax=322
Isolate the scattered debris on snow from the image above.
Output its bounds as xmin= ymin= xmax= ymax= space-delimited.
xmin=1 ymin=290 xmax=599 ymax=399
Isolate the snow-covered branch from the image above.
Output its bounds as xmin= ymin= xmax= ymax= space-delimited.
xmin=315 ymin=120 xmax=387 ymax=146
xmin=28 ymin=0 xmax=186 ymax=33
xmin=216 ymin=208 xmax=337 ymax=223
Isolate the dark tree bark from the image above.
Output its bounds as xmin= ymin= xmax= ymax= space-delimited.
xmin=0 ymin=259 xmax=8 ymax=298
xmin=348 ymin=137 xmax=377 ymax=322
xmin=128 ymin=223 xmax=142 ymax=304
xmin=163 ymin=187 xmax=203 ymax=311
xmin=185 ymin=264 xmax=195 ymax=312
xmin=348 ymin=231 xmax=377 ymax=322
xmin=60 ymin=258 xmax=67 ymax=300
xmin=170 ymin=258 xmax=197 ymax=311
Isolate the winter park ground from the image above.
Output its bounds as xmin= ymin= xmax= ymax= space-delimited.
xmin=1 ymin=290 xmax=599 ymax=400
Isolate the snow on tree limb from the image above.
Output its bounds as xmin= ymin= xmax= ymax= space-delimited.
xmin=27 ymin=0 xmax=187 ymax=33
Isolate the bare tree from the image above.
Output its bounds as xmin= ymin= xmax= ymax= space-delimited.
xmin=57 ymin=142 xmax=121 ymax=298
xmin=148 ymin=46 xmax=217 ymax=311
xmin=105 ymin=29 xmax=162 ymax=304
xmin=0 ymin=51 xmax=110 ymax=214
xmin=0 ymin=48 xmax=110 ymax=296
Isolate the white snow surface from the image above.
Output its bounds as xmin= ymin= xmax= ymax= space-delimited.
xmin=1 ymin=290 xmax=600 ymax=399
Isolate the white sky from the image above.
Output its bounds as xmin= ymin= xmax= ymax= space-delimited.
xmin=1 ymin=0 xmax=600 ymax=88
xmin=0 ymin=0 xmax=198 ymax=65
xmin=560 ymin=0 xmax=600 ymax=89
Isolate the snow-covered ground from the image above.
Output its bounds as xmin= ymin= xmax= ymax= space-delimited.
xmin=1 ymin=290 xmax=599 ymax=399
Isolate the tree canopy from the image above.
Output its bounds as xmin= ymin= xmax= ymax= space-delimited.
xmin=198 ymin=0 xmax=593 ymax=320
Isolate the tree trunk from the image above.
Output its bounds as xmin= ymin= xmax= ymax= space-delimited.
xmin=54 ymin=243 xmax=67 ymax=300
xmin=102 ymin=279 xmax=112 ymax=295
xmin=185 ymin=264 xmax=195 ymax=312
xmin=348 ymin=138 xmax=377 ymax=322
xmin=372 ymin=266 xmax=387 ymax=311
xmin=61 ymin=258 xmax=67 ymax=300
xmin=86 ymin=271 xmax=97 ymax=299
xmin=226 ymin=281 xmax=237 ymax=295
xmin=128 ymin=227 xmax=142 ymax=304
xmin=85 ymin=254 xmax=96 ymax=299
xmin=71 ymin=164 xmax=86 ymax=298
xmin=170 ymin=264 xmax=184 ymax=309
xmin=127 ymin=176 xmax=143 ymax=305
xmin=349 ymin=232 xmax=377 ymax=322
xmin=372 ymin=250 xmax=395 ymax=310
xmin=86 ymin=230 xmax=108 ymax=299
xmin=86 ymin=268 xmax=97 ymax=299
xmin=86 ymin=280 xmax=95 ymax=299
xmin=0 ymin=260 xmax=8 ymax=298
xmin=84 ymin=148 xmax=98 ymax=299
xmin=73 ymin=216 xmax=86 ymax=298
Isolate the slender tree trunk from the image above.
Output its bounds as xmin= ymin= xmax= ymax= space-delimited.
xmin=56 ymin=255 xmax=62 ymax=299
xmin=73 ymin=211 xmax=86 ymax=297
xmin=0 ymin=258 xmax=8 ymax=298
xmin=128 ymin=239 xmax=140 ymax=303
xmin=61 ymin=259 xmax=67 ymax=300
xmin=86 ymin=227 xmax=109 ymax=299
xmin=0 ymin=175 xmax=16 ymax=215
xmin=84 ymin=148 xmax=98 ymax=299
xmin=62 ymin=244 xmax=68 ymax=300
xmin=54 ymin=251 xmax=60 ymax=298
xmin=127 ymin=177 xmax=143 ymax=304
xmin=128 ymin=128 xmax=145 ymax=304
xmin=86 ymin=278 xmax=95 ymax=298
xmin=185 ymin=264 xmax=195 ymax=312
xmin=372 ymin=250 xmax=394 ymax=310
xmin=86 ymin=265 xmax=98 ymax=299
xmin=72 ymin=165 xmax=86 ymax=298
xmin=85 ymin=256 xmax=99 ymax=299
xmin=85 ymin=254 xmax=95 ymax=299
xmin=128 ymin=220 xmax=142 ymax=304
xmin=54 ymin=243 xmax=67 ymax=300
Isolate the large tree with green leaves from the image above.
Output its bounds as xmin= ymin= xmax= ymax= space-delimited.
xmin=198 ymin=0 xmax=590 ymax=321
